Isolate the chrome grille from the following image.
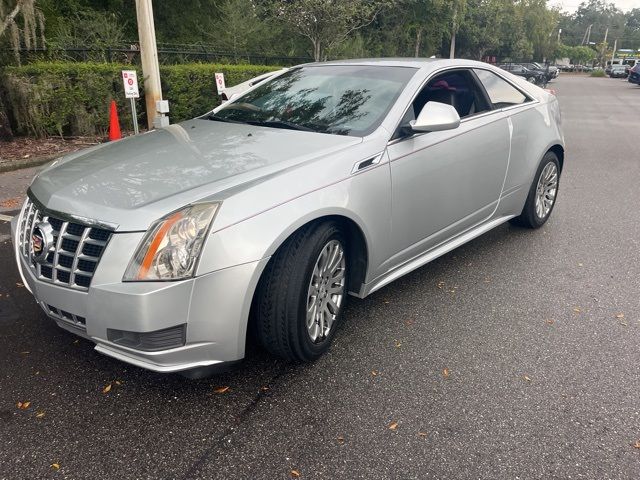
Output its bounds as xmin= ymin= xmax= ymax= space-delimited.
xmin=19 ymin=197 xmax=113 ymax=291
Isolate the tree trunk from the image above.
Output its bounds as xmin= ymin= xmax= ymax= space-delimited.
xmin=313 ymin=39 xmax=322 ymax=62
xmin=414 ymin=27 xmax=422 ymax=58
xmin=0 ymin=1 xmax=23 ymax=39
xmin=0 ymin=97 xmax=14 ymax=140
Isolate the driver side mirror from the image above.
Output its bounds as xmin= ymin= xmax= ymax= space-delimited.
xmin=410 ymin=101 xmax=461 ymax=133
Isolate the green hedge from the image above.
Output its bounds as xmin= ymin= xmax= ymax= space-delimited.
xmin=0 ymin=62 xmax=280 ymax=137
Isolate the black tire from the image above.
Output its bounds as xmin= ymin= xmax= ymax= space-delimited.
xmin=510 ymin=151 xmax=560 ymax=229
xmin=254 ymin=221 xmax=348 ymax=362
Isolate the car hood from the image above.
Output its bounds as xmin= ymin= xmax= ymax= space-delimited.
xmin=30 ymin=119 xmax=361 ymax=231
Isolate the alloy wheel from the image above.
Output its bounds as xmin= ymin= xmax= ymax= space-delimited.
xmin=535 ymin=162 xmax=558 ymax=219
xmin=305 ymin=240 xmax=346 ymax=343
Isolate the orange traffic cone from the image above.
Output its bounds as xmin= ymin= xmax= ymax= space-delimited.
xmin=108 ymin=100 xmax=122 ymax=141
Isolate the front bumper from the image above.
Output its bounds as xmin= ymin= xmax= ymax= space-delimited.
xmin=11 ymin=214 xmax=267 ymax=374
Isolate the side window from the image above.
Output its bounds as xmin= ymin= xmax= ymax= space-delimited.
xmin=475 ymin=69 xmax=530 ymax=108
xmin=410 ymin=70 xmax=491 ymax=121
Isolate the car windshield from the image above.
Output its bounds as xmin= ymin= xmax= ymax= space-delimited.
xmin=210 ymin=65 xmax=417 ymax=137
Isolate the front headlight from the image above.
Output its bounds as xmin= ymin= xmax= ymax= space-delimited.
xmin=123 ymin=203 xmax=220 ymax=281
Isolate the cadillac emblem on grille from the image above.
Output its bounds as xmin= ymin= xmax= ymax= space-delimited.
xmin=30 ymin=221 xmax=54 ymax=264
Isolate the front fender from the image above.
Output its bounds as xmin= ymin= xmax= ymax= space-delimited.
xmin=195 ymin=162 xmax=391 ymax=283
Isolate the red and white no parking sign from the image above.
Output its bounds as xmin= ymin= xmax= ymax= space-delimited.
xmin=121 ymin=70 xmax=140 ymax=99
xmin=215 ymin=72 xmax=226 ymax=94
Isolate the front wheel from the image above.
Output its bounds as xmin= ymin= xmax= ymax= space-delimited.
xmin=510 ymin=152 xmax=560 ymax=229
xmin=254 ymin=221 xmax=348 ymax=362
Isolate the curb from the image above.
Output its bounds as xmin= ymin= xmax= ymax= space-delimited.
xmin=0 ymin=155 xmax=58 ymax=174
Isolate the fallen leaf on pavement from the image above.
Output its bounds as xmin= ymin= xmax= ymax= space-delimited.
xmin=633 ymin=440 xmax=640 ymax=449
xmin=213 ymin=386 xmax=230 ymax=394
xmin=102 ymin=384 xmax=112 ymax=394
xmin=260 ymin=386 xmax=269 ymax=392
xmin=0 ymin=197 xmax=20 ymax=209
xmin=114 ymin=380 xmax=122 ymax=386
xmin=523 ymin=375 xmax=531 ymax=382
xmin=50 ymin=463 xmax=60 ymax=470
xmin=573 ymin=307 xmax=581 ymax=313
xmin=20 ymin=351 xmax=30 ymax=355
xmin=578 ymin=263 xmax=583 ymax=267
xmin=16 ymin=282 xmax=24 ymax=288
xmin=404 ymin=318 xmax=415 ymax=327
xmin=17 ymin=401 xmax=31 ymax=410
xmin=36 ymin=410 xmax=45 ymax=418
xmin=615 ymin=313 xmax=625 ymax=319
xmin=371 ymin=370 xmax=378 ymax=376
xmin=418 ymin=432 xmax=428 ymax=437
xmin=337 ymin=436 xmax=345 ymax=444
xmin=388 ymin=421 xmax=398 ymax=431
xmin=290 ymin=469 xmax=301 ymax=478
xmin=443 ymin=368 xmax=450 ymax=379
xmin=394 ymin=340 xmax=402 ymax=348
xmin=545 ymin=319 xmax=555 ymax=325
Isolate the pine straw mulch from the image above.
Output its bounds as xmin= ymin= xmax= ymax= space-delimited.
xmin=0 ymin=136 xmax=105 ymax=165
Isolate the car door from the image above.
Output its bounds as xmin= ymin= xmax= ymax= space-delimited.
xmin=382 ymin=68 xmax=511 ymax=271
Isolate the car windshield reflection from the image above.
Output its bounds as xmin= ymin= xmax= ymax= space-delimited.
xmin=211 ymin=65 xmax=417 ymax=137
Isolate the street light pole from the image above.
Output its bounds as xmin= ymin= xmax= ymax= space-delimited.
xmin=135 ymin=0 xmax=165 ymax=129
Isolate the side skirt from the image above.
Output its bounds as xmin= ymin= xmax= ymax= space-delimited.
xmin=350 ymin=215 xmax=515 ymax=298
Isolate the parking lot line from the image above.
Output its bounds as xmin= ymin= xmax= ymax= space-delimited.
xmin=0 ymin=214 xmax=14 ymax=222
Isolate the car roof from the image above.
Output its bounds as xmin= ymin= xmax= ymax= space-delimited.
xmin=299 ymin=58 xmax=497 ymax=72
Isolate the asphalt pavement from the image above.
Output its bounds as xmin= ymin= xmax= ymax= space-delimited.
xmin=1 ymin=75 xmax=639 ymax=480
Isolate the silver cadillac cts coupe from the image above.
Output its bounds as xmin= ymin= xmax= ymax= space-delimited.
xmin=11 ymin=59 xmax=564 ymax=377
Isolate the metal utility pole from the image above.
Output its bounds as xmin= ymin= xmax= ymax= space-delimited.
xmin=581 ymin=24 xmax=592 ymax=45
xmin=135 ymin=0 xmax=166 ymax=129
xmin=449 ymin=9 xmax=457 ymax=59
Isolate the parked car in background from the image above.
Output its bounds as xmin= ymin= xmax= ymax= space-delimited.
xmin=220 ymin=69 xmax=288 ymax=102
xmin=12 ymin=59 xmax=564 ymax=377
xmin=499 ymin=64 xmax=546 ymax=86
xmin=628 ymin=63 xmax=640 ymax=85
xmin=609 ymin=65 xmax=628 ymax=78
xmin=521 ymin=62 xmax=558 ymax=81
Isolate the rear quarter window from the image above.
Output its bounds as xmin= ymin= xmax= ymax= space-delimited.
xmin=475 ymin=69 xmax=531 ymax=109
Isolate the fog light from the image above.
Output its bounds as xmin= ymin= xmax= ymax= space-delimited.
xmin=107 ymin=324 xmax=186 ymax=352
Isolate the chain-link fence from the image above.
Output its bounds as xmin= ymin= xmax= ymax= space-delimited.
xmin=4 ymin=43 xmax=312 ymax=66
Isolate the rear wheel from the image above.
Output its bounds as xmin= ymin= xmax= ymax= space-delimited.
xmin=510 ymin=151 xmax=560 ymax=229
xmin=254 ymin=221 xmax=348 ymax=362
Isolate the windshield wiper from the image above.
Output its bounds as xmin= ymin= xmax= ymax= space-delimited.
xmin=246 ymin=119 xmax=315 ymax=132
xmin=206 ymin=113 xmax=247 ymax=124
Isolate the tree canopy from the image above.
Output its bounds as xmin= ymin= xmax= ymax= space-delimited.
xmin=2 ymin=0 xmax=639 ymax=65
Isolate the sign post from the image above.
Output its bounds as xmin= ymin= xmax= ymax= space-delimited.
xmin=122 ymin=70 xmax=140 ymax=135
xmin=215 ymin=72 xmax=226 ymax=95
